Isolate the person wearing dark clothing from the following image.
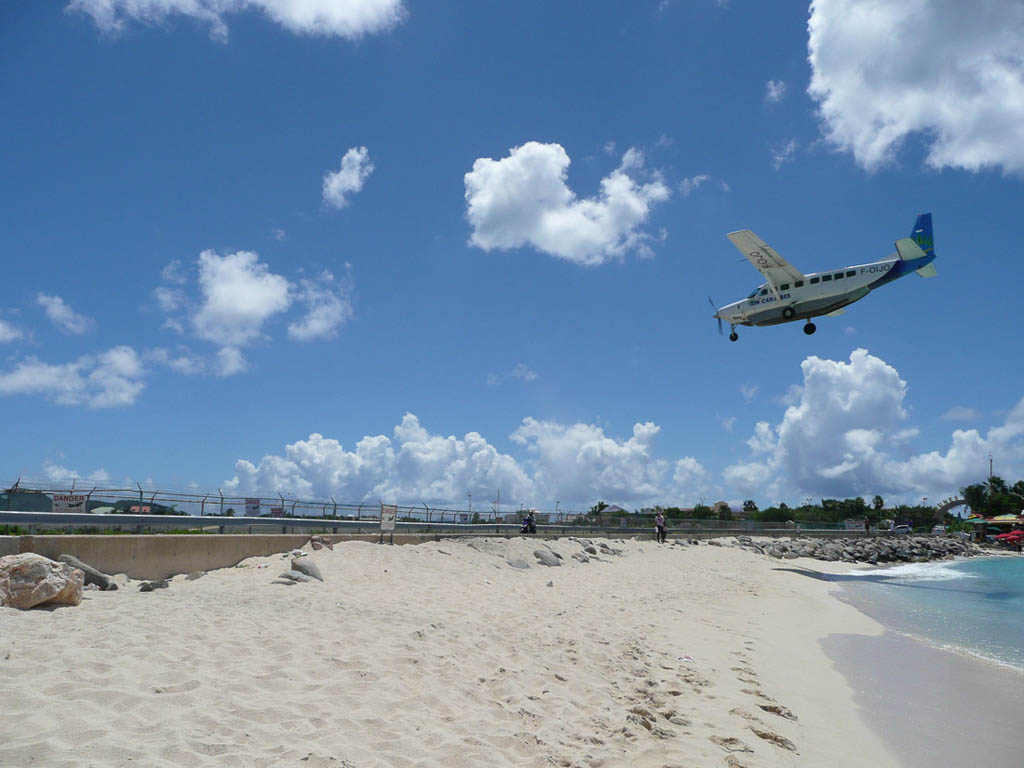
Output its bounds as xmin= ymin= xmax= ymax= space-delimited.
xmin=655 ymin=511 xmax=667 ymax=543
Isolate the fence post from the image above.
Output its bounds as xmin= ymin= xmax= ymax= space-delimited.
xmin=201 ymin=495 xmax=208 ymax=516
xmin=219 ymin=489 xmax=224 ymax=517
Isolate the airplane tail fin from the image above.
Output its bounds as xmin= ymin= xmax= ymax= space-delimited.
xmin=900 ymin=212 xmax=937 ymax=277
xmin=909 ymin=213 xmax=934 ymax=256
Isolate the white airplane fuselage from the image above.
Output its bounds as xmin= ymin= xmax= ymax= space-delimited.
xmin=716 ymin=255 xmax=919 ymax=328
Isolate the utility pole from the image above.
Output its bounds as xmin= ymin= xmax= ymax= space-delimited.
xmin=467 ymin=491 xmax=472 ymax=515
xmin=990 ymin=454 xmax=994 ymax=478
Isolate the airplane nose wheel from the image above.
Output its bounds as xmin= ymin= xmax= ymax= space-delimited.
xmin=729 ymin=327 xmax=739 ymax=342
xmin=803 ymin=321 xmax=817 ymax=335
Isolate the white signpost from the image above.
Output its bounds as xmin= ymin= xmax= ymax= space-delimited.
xmin=52 ymin=494 xmax=87 ymax=514
xmin=380 ymin=504 xmax=397 ymax=544
xmin=244 ymin=498 xmax=261 ymax=517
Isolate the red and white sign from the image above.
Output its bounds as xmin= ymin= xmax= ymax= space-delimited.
xmin=380 ymin=504 xmax=397 ymax=532
xmin=53 ymin=494 xmax=87 ymax=514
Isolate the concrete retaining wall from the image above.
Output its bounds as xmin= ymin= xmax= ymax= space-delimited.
xmin=10 ymin=533 xmax=499 ymax=579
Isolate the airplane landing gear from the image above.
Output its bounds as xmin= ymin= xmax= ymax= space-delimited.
xmin=729 ymin=331 xmax=739 ymax=342
xmin=803 ymin=321 xmax=817 ymax=335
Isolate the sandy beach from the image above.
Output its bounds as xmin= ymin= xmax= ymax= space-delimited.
xmin=0 ymin=537 xmax=899 ymax=767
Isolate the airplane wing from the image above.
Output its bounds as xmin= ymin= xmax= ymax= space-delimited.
xmin=727 ymin=230 xmax=805 ymax=288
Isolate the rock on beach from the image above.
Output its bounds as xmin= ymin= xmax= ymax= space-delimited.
xmin=0 ymin=553 xmax=84 ymax=610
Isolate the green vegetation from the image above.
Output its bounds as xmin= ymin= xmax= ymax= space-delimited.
xmin=960 ymin=476 xmax=1024 ymax=517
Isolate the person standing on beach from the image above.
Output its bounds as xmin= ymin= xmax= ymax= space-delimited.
xmin=655 ymin=511 xmax=667 ymax=543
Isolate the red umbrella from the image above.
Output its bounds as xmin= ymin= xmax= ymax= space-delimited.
xmin=994 ymin=531 xmax=1023 ymax=540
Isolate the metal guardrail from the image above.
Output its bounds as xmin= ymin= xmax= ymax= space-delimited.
xmin=0 ymin=510 xmax=873 ymax=538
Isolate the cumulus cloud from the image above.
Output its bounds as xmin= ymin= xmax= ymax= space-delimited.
xmin=68 ymin=0 xmax=406 ymax=41
xmin=287 ymin=270 xmax=354 ymax=341
xmin=510 ymin=418 xmax=669 ymax=503
xmin=228 ymin=413 xmax=536 ymax=504
xmin=322 ymin=146 xmax=374 ymax=209
xmin=193 ymin=249 xmax=292 ymax=348
xmin=764 ymin=79 xmax=786 ymax=103
xmin=740 ymin=383 xmax=758 ymax=403
xmin=228 ymin=413 xmax=710 ymax=508
xmin=0 ymin=345 xmax=145 ymax=408
xmin=44 ymin=462 xmax=110 ymax=486
xmin=464 ymin=142 xmax=671 ymax=266
xmin=37 ymin=293 xmax=94 ymax=335
xmin=722 ymin=348 xmax=1024 ymax=502
xmin=808 ymin=0 xmax=1024 ymax=173
xmin=0 ymin=319 xmax=23 ymax=343
xmin=155 ymin=250 xmax=353 ymax=374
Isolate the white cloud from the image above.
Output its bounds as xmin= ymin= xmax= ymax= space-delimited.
xmin=770 ymin=139 xmax=798 ymax=170
xmin=764 ymin=79 xmax=786 ymax=103
xmin=722 ymin=416 xmax=737 ymax=432
xmin=287 ymin=270 xmax=353 ymax=341
xmin=69 ymin=0 xmax=406 ymax=41
xmin=145 ymin=346 xmax=206 ymax=375
xmin=464 ymin=142 xmax=671 ymax=266
xmin=215 ymin=346 xmax=248 ymax=376
xmin=161 ymin=259 xmax=188 ymax=284
xmin=512 ymin=363 xmax=537 ymax=382
xmin=272 ymin=227 xmax=287 ymax=241
xmin=808 ymin=0 xmax=1024 ymax=173
xmin=942 ymin=406 xmax=980 ymax=422
xmin=740 ymin=383 xmax=758 ymax=403
xmin=722 ymin=348 xmax=1024 ymax=503
xmin=322 ymin=146 xmax=374 ymax=209
xmin=228 ymin=413 xmax=536 ymax=504
xmin=44 ymin=462 xmax=110 ymax=486
xmin=193 ymin=249 xmax=292 ymax=348
xmin=0 ymin=319 xmax=23 ymax=343
xmin=510 ymin=418 xmax=667 ymax=503
xmin=0 ymin=345 xmax=145 ymax=408
xmin=679 ymin=174 xmax=710 ymax=197
xmin=37 ymin=293 xmax=94 ymax=335
xmin=228 ymin=413 xmax=710 ymax=508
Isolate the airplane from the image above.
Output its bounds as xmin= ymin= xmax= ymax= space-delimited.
xmin=712 ymin=213 xmax=937 ymax=341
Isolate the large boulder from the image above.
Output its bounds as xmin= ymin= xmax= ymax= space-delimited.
xmin=59 ymin=554 xmax=117 ymax=591
xmin=0 ymin=553 xmax=84 ymax=609
xmin=534 ymin=549 xmax=561 ymax=567
xmin=291 ymin=558 xmax=323 ymax=582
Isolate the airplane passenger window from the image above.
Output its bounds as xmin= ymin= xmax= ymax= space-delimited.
xmin=810 ymin=277 xmax=819 ymax=284
xmin=846 ymin=271 xmax=856 ymax=277
xmin=834 ymin=273 xmax=844 ymax=280
xmin=822 ymin=274 xmax=832 ymax=281
xmin=780 ymin=283 xmax=790 ymax=291
xmin=795 ymin=281 xmax=804 ymax=287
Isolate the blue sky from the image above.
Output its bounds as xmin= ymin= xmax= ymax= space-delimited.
xmin=3 ymin=0 xmax=1023 ymax=511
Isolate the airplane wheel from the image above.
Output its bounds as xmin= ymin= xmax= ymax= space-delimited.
xmin=729 ymin=332 xmax=739 ymax=342
xmin=782 ymin=307 xmax=795 ymax=319
xmin=803 ymin=322 xmax=816 ymax=335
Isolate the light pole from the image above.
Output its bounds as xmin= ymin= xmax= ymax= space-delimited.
xmin=466 ymin=491 xmax=472 ymax=515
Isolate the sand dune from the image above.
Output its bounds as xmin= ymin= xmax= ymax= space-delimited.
xmin=0 ymin=537 xmax=898 ymax=767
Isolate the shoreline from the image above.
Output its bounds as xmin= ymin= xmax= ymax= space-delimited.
xmin=2 ymin=537 xmax=901 ymax=767
xmin=819 ymin=556 xmax=1024 ymax=768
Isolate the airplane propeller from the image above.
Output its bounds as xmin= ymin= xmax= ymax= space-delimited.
xmin=708 ymin=297 xmax=722 ymax=335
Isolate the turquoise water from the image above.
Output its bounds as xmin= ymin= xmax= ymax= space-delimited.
xmin=838 ymin=556 xmax=1024 ymax=671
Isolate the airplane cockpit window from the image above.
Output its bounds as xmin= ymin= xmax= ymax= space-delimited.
xmin=760 ymin=289 xmax=769 ymax=296
xmin=747 ymin=286 xmax=762 ymax=298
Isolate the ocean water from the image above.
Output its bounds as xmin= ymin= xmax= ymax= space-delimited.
xmin=838 ymin=555 xmax=1024 ymax=671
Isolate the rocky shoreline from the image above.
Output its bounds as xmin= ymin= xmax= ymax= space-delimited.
xmin=708 ymin=534 xmax=985 ymax=564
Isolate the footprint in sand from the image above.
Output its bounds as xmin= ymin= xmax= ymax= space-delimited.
xmin=749 ymin=726 xmax=797 ymax=752
xmin=153 ymin=680 xmax=201 ymax=694
xmin=709 ymin=735 xmax=753 ymax=754
xmin=758 ymin=703 xmax=798 ymax=721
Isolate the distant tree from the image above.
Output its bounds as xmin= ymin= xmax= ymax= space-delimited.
xmin=588 ymin=501 xmax=609 ymax=516
xmin=691 ymin=503 xmax=712 ymax=518
xmin=224 ymin=508 xmax=235 ymax=517
xmin=471 ymin=512 xmax=481 ymax=524
xmin=716 ymin=505 xmax=735 ymax=521
xmin=742 ymin=499 xmax=759 ymax=514
xmin=872 ymin=495 xmax=885 ymax=511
